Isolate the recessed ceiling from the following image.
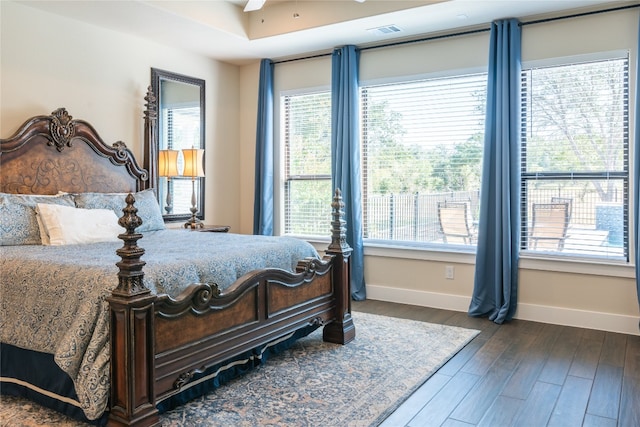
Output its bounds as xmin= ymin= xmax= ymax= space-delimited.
xmin=13 ymin=0 xmax=630 ymax=66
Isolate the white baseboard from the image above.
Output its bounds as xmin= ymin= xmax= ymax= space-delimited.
xmin=365 ymin=284 xmax=640 ymax=336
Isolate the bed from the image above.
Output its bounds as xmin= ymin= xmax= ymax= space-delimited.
xmin=0 ymin=106 xmax=355 ymax=426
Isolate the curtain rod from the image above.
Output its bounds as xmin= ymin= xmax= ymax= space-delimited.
xmin=273 ymin=3 xmax=638 ymax=65
xmin=273 ymin=26 xmax=488 ymax=64
xmin=520 ymin=3 xmax=638 ymax=26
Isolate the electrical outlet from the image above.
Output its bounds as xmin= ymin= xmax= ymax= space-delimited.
xmin=445 ymin=265 xmax=454 ymax=280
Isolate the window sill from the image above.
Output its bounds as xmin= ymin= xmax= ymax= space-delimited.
xmin=302 ymin=237 xmax=634 ymax=279
xmin=519 ymin=253 xmax=635 ymax=279
xmin=303 ymin=237 xmax=477 ymax=264
xmin=364 ymin=242 xmax=477 ymax=263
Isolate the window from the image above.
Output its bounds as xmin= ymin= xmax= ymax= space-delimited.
xmin=281 ymin=75 xmax=487 ymax=245
xmin=520 ymin=56 xmax=629 ymax=260
xmin=282 ymin=91 xmax=332 ymax=237
xmin=361 ymin=73 xmax=487 ymax=246
xmin=281 ymin=60 xmax=629 ymax=258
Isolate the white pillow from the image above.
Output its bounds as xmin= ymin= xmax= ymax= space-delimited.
xmin=36 ymin=203 xmax=122 ymax=245
xmin=32 ymin=194 xmax=70 ymax=245
xmin=36 ymin=213 xmax=51 ymax=245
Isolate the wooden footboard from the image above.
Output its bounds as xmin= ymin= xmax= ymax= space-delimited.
xmin=108 ymin=190 xmax=354 ymax=427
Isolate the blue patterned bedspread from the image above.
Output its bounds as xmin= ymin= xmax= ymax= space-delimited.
xmin=0 ymin=229 xmax=318 ymax=420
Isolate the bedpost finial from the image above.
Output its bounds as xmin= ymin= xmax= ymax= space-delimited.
xmin=144 ymin=86 xmax=157 ymax=121
xmin=113 ymin=193 xmax=149 ymax=296
xmin=327 ymin=188 xmax=352 ymax=254
xmin=118 ymin=193 xmax=144 ymax=233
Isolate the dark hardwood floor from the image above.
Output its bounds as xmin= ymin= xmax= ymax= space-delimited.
xmin=352 ymin=299 xmax=640 ymax=427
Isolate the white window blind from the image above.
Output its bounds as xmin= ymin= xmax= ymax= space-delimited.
xmin=361 ymin=73 xmax=487 ymax=245
xmin=283 ymin=91 xmax=332 ymax=237
xmin=520 ymin=57 xmax=629 ymax=260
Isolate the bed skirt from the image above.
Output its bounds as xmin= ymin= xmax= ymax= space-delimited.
xmin=0 ymin=324 xmax=318 ymax=425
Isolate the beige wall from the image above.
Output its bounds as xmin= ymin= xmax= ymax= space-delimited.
xmin=238 ymin=8 xmax=640 ymax=335
xmin=1 ymin=0 xmax=241 ymax=230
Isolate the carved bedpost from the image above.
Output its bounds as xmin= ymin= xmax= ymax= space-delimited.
xmin=107 ymin=194 xmax=159 ymax=427
xmin=143 ymin=87 xmax=158 ymax=195
xmin=323 ymin=188 xmax=356 ymax=345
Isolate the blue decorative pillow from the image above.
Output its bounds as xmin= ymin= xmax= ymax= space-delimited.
xmin=0 ymin=193 xmax=76 ymax=245
xmin=73 ymin=189 xmax=165 ymax=233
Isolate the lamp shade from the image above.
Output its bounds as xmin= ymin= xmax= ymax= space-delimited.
xmin=158 ymin=149 xmax=180 ymax=177
xmin=182 ymin=148 xmax=205 ymax=178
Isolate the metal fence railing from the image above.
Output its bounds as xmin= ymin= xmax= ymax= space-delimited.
xmin=365 ymin=190 xmax=480 ymax=242
xmin=364 ymin=188 xmax=625 ymax=254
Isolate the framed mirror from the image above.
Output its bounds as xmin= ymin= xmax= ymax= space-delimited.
xmin=151 ymin=68 xmax=206 ymax=223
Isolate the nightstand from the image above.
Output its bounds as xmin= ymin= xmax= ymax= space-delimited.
xmin=195 ymin=225 xmax=230 ymax=233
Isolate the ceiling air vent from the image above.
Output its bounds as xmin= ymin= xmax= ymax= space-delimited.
xmin=367 ymin=25 xmax=402 ymax=35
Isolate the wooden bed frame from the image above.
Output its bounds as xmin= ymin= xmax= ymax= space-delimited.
xmin=0 ymin=106 xmax=355 ymax=427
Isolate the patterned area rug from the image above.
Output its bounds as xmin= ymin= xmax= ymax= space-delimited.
xmin=0 ymin=312 xmax=478 ymax=427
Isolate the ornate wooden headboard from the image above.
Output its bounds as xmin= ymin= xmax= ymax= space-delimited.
xmin=0 ymin=108 xmax=148 ymax=195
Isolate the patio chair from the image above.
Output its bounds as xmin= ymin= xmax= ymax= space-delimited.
xmin=529 ymin=202 xmax=570 ymax=251
xmin=551 ymin=196 xmax=573 ymax=221
xmin=438 ymin=201 xmax=477 ymax=245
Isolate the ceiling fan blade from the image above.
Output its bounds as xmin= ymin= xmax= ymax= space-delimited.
xmin=244 ymin=0 xmax=266 ymax=12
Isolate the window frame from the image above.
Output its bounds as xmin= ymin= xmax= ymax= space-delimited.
xmin=519 ymin=52 xmax=630 ymax=262
xmin=359 ymin=69 xmax=488 ymax=250
xmin=280 ymin=88 xmax=332 ymax=238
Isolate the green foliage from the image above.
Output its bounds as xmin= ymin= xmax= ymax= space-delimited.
xmin=429 ymin=134 xmax=483 ymax=192
xmin=286 ymin=180 xmax=332 ymax=235
xmin=364 ymin=99 xmax=483 ymax=195
xmin=524 ymin=59 xmax=627 ymax=202
xmin=287 ymin=93 xmax=332 ymax=176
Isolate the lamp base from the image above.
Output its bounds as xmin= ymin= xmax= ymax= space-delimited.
xmin=184 ymin=217 xmax=204 ymax=229
xmin=185 ymin=179 xmax=203 ymax=229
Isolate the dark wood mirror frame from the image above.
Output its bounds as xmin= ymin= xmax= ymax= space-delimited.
xmin=149 ymin=68 xmax=206 ymax=223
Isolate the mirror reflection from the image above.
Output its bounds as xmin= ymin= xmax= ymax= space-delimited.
xmin=151 ymin=68 xmax=205 ymax=223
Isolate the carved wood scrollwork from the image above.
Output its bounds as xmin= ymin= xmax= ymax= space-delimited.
xmin=308 ymin=316 xmax=325 ymax=327
xmin=192 ymin=284 xmax=221 ymax=310
xmin=155 ymin=283 xmax=222 ymax=318
xmin=112 ymin=141 xmax=131 ymax=162
xmin=48 ymin=108 xmax=75 ymax=152
xmin=173 ymin=366 xmax=206 ymax=390
xmin=295 ymin=257 xmax=331 ymax=280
